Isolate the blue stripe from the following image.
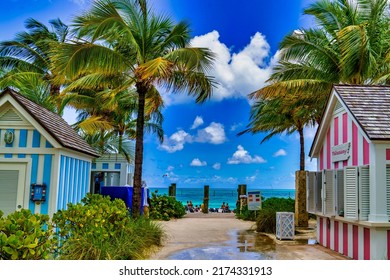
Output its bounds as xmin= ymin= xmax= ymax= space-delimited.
xmin=32 ymin=130 xmax=40 ymax=148
xmin=29 ymin=154 xmax=39 ymax=213
xmin=45 ymin=141 xmax=53 ymax=148
xmin=18 ymin=154 xmax=26 ymax=158
xmin=84 ymin=162 xmax=91 ymax=197
xmin=64 ymin=157 xmax=70 ymax=209
xmin=19 ymin=129 xmax=27 ymax=147
xmin=40 ymin=154 xmax=52 ymax=215
xmin=57 ymin=156 xmax=65 ymax=210
xmin=72 ymin=159 xmax=78 ymax=203
xmin=4 ymin=154 xmax=13 ymax=158
xmin=77 ymin=160 xmax=82 ymax=202
xmin=68 ymin=158 xmax=74 ymax=205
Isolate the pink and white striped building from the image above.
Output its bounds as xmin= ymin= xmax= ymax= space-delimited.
xmin=308 ymin=85 xmax=390 ymax=260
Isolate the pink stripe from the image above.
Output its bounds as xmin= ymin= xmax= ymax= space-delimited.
xmin=319 ymin=217 xmax=323 ymax=245
xmin=343 ymin=223 xmax=348 ymax=255
xmin=388 ymin=230 xmax=390 ymax=260
xmin=334 ymin=221 xmax=339 ymax=252
xmin=364 ymin=228 xmax=370 ymax=260
xmin=320 ymin=147 xmax=324 ymax=171
xmin=334 ymin=117 xmax=339 ymax=169
xmin=363 ymin=138 xmax=369 ymax=165
xmin=386 ymin=149 xmax=390 ymax=161
xmin=326 ymin=219 xmax=330 ymax=248
xmin=342 ymin=113 xmax=348 ymax=143
xmin=327 ymin=129 xmax=331 ymax=169
xmin=352 ymin=122 xmax=358 ymax=166
xmin=353 ymin=225 xmax=358 ymax=259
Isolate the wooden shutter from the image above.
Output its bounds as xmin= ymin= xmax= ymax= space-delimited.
xmin=358 ymin=166 xmax=370 ymax=221
xmin=315 ymin=171 xmax=323 ymax=213
xmin=335 ymin=169 xmax=344 ymax=216
xmin=306 ymin=172 xmax=316 ymax=213
xmin=0 ymin=170 xmax=19 ymax=216
xmin=324 ymin=170 xmax=335 ymax=215
xmin=344 ymin=166 xmax=359 ymax=220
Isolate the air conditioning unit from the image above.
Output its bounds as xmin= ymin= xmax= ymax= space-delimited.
xmin=276 ymin=212 xmax=295 ymax=240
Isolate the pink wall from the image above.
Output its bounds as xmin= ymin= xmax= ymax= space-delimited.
xmin=352 ymin=123 xmax=358 ymax=166
xmin=334 ymin=117 xmax=339 ymax=169
xmin=363 ymin=138 xmax=369 ymax=165
xmin=327 ymin=129 xmax=331 ymax=169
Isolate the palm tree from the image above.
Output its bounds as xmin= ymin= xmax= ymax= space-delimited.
xmin=52 ymin=0 xmax=215 ymax=217
xmin=253 ymin=0 xmax=390 ymax=124
xmin=0 ymin=18 xmax=69 ymax=113
xmin=239 ymin=95 xmax=315 ymax=170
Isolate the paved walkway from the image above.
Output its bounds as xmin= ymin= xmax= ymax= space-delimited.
xmin=150 ymin=213 xmax=350 ymax=260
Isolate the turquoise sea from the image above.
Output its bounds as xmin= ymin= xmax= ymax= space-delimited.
xmin=149 ymin=187 xmax=295 ymax=210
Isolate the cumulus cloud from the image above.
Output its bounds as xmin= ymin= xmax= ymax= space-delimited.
xmin=227 ymin=145 xmax=266 ymax=164
xmin=195 ymin=122 xmax=227 ymax=144
xmin=159 ymin=130 xmax=192 ymax=153
xmin=191 ymin=116 xmax=204 ymax=129
xmin=273 ymin=149 xmax=287 ymax=157
xmin=212 ymin=163 xmax=221 ymax=170
xmin=190 ymin=158 xmax=207 ymax=167
xmin=162 ymin=30 xmax=276 ymax=105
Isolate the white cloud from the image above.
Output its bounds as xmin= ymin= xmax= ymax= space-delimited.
xmin=305 ymin=156 xmax=317 ymax=171
xmin=195 ymin=122 xmax=227 ymax=144
xmin=246 ymin=175 xmax=257 ymax=182
xmin=190 ymin=158 xmax=207 ymax=167
xmin=227 ymin=145 xmax=266 ymax=164
xmin=230 ymin=122 xmax=243 ymax=132
xmin=163 ymin=30 xmax=276 ymax=105
xmin=191 ymin=116 xmax=204 ymax=129
xmin=273 ymin=149 xmax=287 ymax=157
xmin=159 ymin=130 xmax=192 ymax=153
xmin=212 ymin=163 xmax=221 ymax=170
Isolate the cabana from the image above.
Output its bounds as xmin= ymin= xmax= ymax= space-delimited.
xmin=308 ymin=85 xmax=390 ymax=260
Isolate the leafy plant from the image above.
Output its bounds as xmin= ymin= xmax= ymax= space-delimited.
xmin=149 ymin=193 xmax=186 ymax=221
xmin=52 ymin=193 xmax=163 ymax=260
xmin=0 ymin=209 xmax=56 ymax=260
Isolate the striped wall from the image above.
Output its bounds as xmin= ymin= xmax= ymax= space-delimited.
xmin=318 ymin=103 xmax=370 ymax=171
xmin=0 ymin=128 xmax=53 ymax=215
xmin=317 ymin=217 xmax=390 ymax=260
xmin=57 ymin=155 xmax=91 ymax=210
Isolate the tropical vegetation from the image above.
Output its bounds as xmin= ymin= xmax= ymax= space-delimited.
xmin=149 ymin=192 xmax=186 ymax=221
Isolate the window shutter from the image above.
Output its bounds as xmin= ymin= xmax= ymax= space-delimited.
xmin=315 ymin=171 xmax=323 ymax=213
xmin=336 ymin=169 xmax=344 ymax=216
xmin=344 ymin=166 xmax=359 ymax=220
xmin=324 ymin=170 xmax=335 ymax=215
xmin=358 ymin=166 xmax=370 ymax=221
xmin=306 ymin=172 xmax=316 ymax=213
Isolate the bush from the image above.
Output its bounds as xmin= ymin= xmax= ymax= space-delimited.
xmin=0 ymin=209 xmax=56 ymax=260
xmin=255 ymin=197 xmax=295 ymax=233
xmin=149 ymin=193 xmax=186 ymax=221
xmin=52 ymin=193 xmax=163 ymax=260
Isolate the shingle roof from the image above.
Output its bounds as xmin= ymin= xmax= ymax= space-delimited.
xmin=1 ymin=88 xmax=99 ymax=157
xmin=334 ymin=85 xmax=390 ymax=140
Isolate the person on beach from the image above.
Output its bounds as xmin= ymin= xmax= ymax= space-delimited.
xmin=220 ymin=202 xmax=226 ymax=212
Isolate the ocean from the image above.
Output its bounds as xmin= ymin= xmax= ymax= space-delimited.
xmin=149 ymin=187 xmax=295 ymax=210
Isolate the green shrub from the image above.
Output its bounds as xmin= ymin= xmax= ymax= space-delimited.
xmin=0 ymin=209 xmax=56 ymax=260
xmin=52 ymin=193 xmax=163 ymax=260
xmin=149 ymin=193 xmax=186 ymax=221
xmin=255 ymin=197 xmax=295 ymax=233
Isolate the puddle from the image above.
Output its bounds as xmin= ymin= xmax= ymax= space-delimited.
xmin=166 ymin=230 xmax=279 ymax=260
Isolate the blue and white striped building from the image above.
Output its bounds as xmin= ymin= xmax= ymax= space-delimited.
xmin=0 ymin=88 xmax=99 ymax=217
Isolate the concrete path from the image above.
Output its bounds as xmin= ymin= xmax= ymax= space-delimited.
xmin=150 ymin=212 xmax=350 ymax=260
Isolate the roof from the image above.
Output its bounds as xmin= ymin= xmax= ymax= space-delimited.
xmin=309 ymin=84 xmax=390 ymax=157
xmin=335 ymin=85 xmax=390 ymax=140
xmin=0 ymin=88 xmax=99 ymax=158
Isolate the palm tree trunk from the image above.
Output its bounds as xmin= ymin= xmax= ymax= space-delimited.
xmin=132 ymin=82 xmax=146 ymax=218
xmin=298 ymin=127 xmax=305 ymax=171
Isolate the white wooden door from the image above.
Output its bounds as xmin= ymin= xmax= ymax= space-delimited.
xmin=0 ymin=163 xmax=27 ymax=216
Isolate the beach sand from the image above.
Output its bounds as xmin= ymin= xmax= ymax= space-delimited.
xmin=150 ymin=213 xmax=350 ymax=260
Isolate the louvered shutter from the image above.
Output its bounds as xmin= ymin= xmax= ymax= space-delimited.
xmin=306 ymin=172 xmax=316 ymax=213
xmin=315 ymin=171 xmax=323 ymax=213
xmin=344 ymin=166 xmax=359 ymax=220
xmin=336 ymin=169 xmax=344 ymax=216
xmin=358 ymin=166 xmax=370 ymax=221
xmin=324 ymin=170 xmax=335 ymax=215
xmin=0 ymin=170 xmax=19 ymax=216
xmin=386 ymin=165 xmax=390 ymax=220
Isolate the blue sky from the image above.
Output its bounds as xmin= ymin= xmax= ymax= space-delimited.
xmin=0 ymin=0 xmax=318 ymax=189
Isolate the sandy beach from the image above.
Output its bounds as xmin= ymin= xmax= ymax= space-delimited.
xmin=151 ymin=213 xmax=350 ymax=260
